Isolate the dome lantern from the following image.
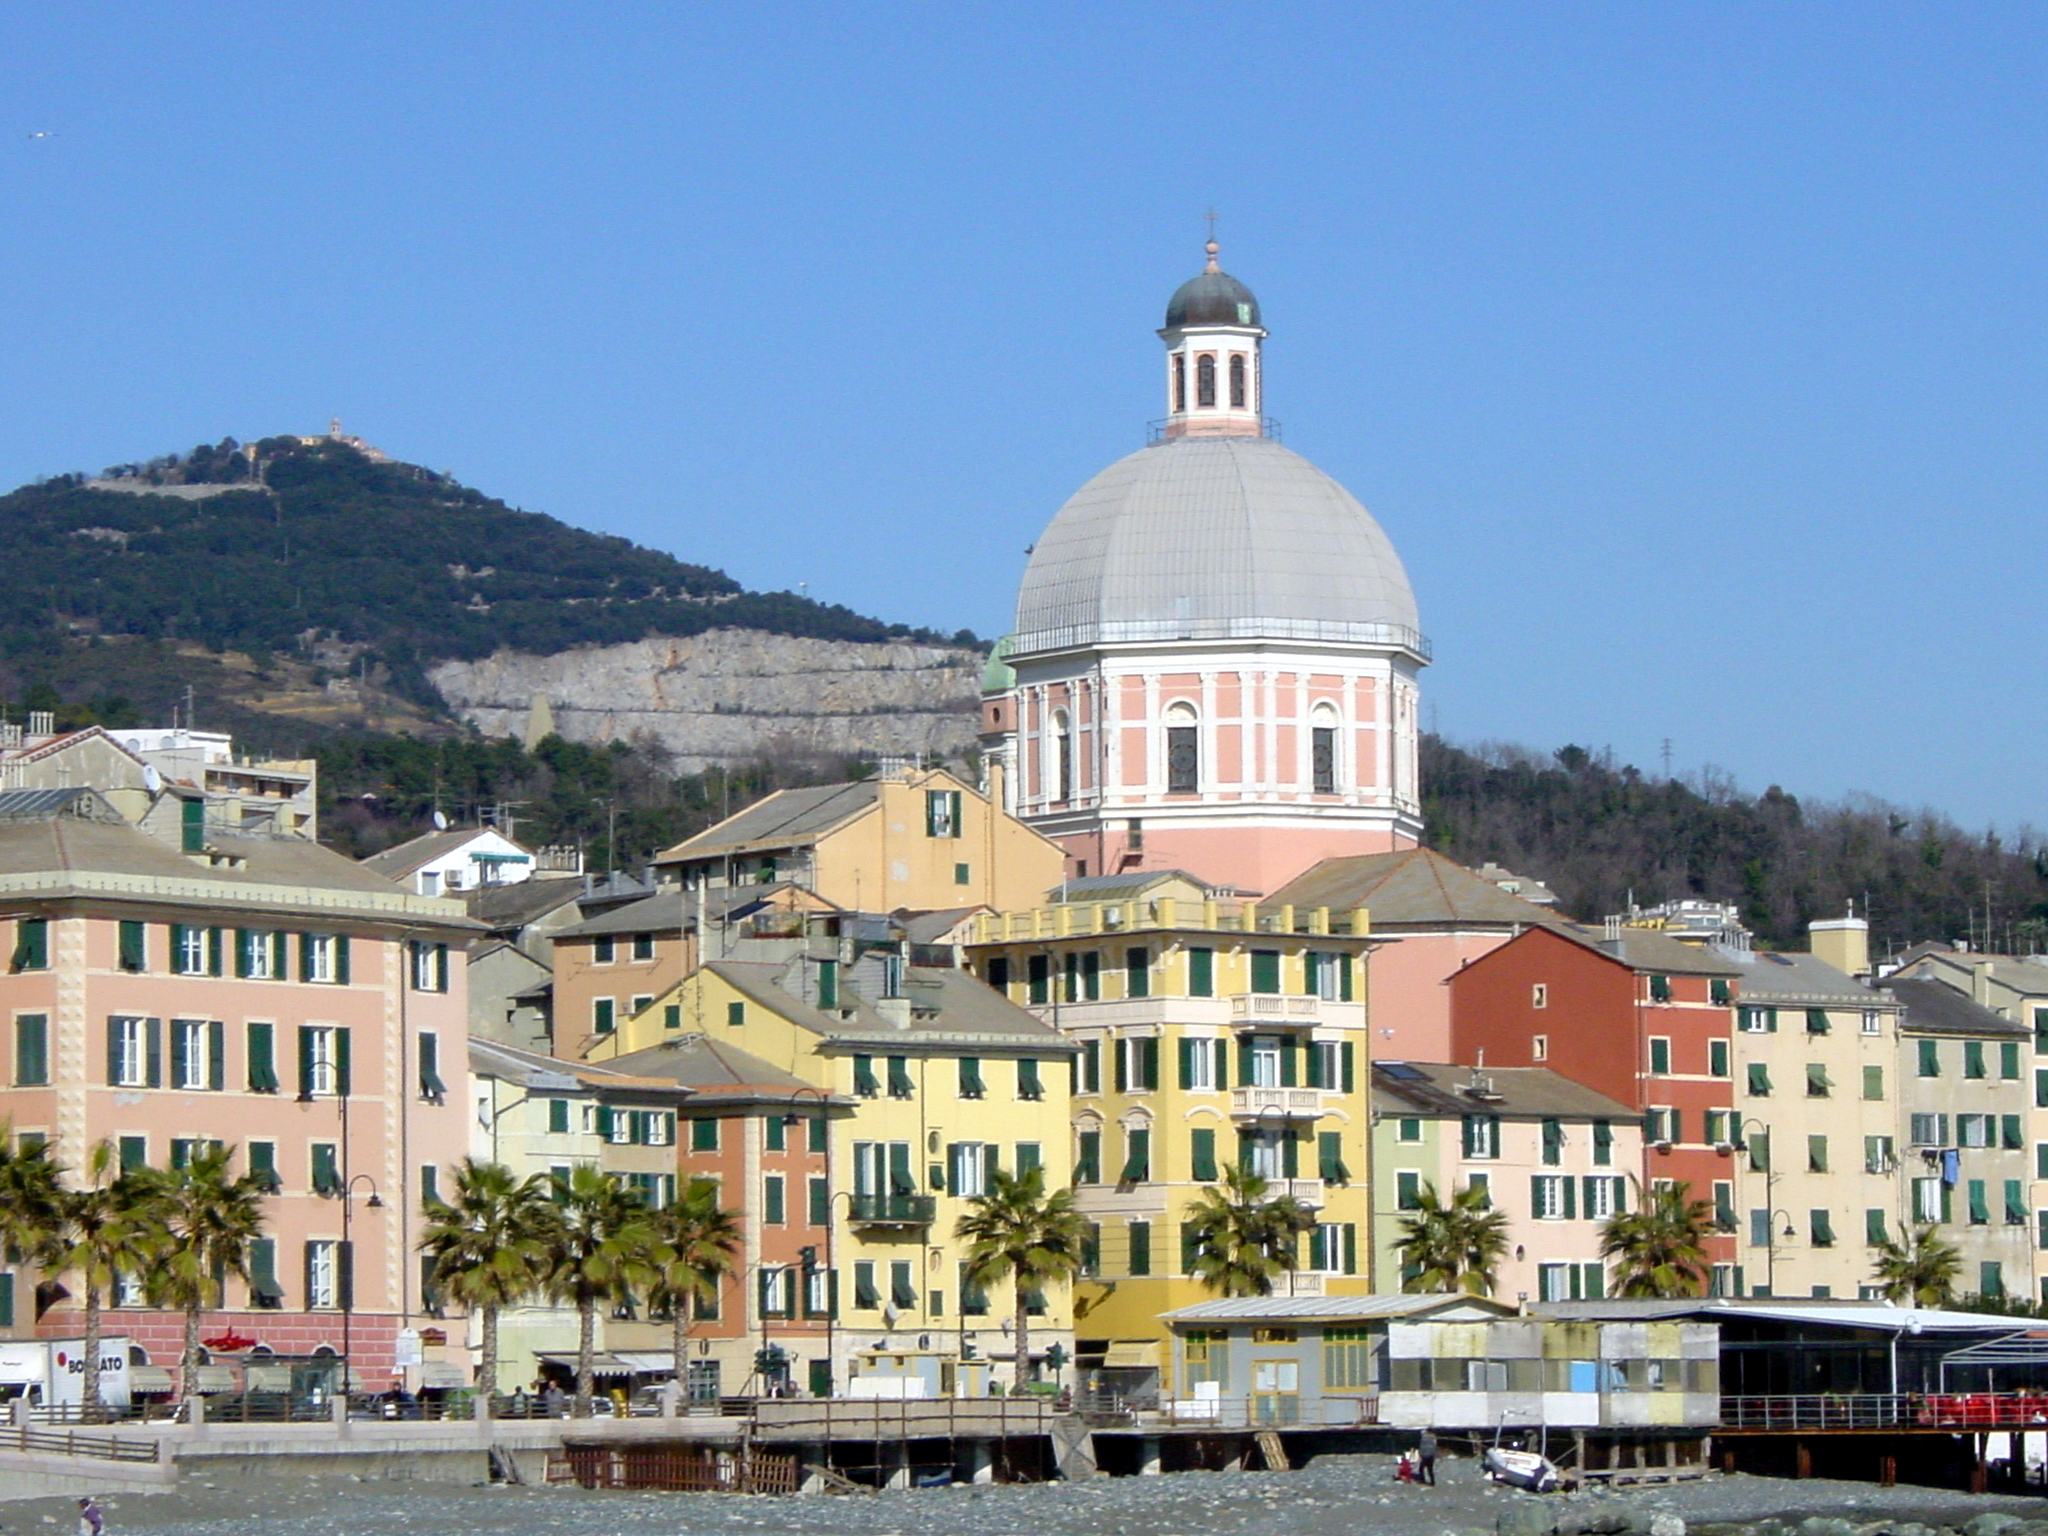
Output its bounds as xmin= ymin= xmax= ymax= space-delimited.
xmin=1159 ymin=238 xmax=1267 ymax=439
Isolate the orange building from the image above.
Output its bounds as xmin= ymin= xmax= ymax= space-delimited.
xmin=604 ymin=1035 xmax=851 ymax=1400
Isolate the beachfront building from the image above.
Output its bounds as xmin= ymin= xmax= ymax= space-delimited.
xmin=963 ymin=890 xmax=1375 ymax=1386
xmin=605 ymin=1033 xmax=852 ymax=1400
xmin=0 ymin=786 xmax=475 ymax=1399
xmin=1449 ymin=922 xmax=1745 ymax=1290
xmin=1722 ymin=941 xmax=1903 ymax=1301
xmin=584 ymin=946 xmax=1076 ymax=1394
xmin=1369 ymin=1061 xmax=1643 ymax=1302
xmin=1879 ymin=976 xmax=2033 ymax=1305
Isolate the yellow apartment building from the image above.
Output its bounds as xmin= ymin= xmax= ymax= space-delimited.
xmin=962 ymin=881 xmax=1374 ymax=1400
xmin=585 ymin=948 xmax=1078 ymax=1393
xmin=651 ymin=764 xmax=1065 ymax=916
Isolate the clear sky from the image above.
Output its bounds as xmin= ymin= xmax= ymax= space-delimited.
xmin=2 ymin=5 xmax=2042 ymax=830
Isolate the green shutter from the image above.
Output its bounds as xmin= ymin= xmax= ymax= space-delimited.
xmin=1114 ymin=1040 xmax=1128 ymax=1093
xmin=1076 ymin=1130 xmax=1100 ymax=1184
xmin=1128 ymin=1221 xmax=1151 ymax=1276
xmin=14 ymin=1013 xmax=47 ymax=1085
xmin=1278 ymin=1036 xmax=1297 ymax=1087
xmin=208 ymin=1019 xmax=224 ymax=1091
xmin=1189 ymin=947 xmax=1213 ymax=997
xmin=234 ymin=929 xmax=252 ymax=979
xmin=299 ymin=932 xmax=314 ymax=980
xmin=1237 ymin=1037 xmax=1254 ymax=1087
xmin=118 ymin=920 xmax=145 ymax=973
xmin=334 ymin=936 xmax=351 ymax=985
xmin=1190 ymin=1127 xmax=1217 ymax=1181
xmin=335 ymin=1028 xmax=351 ymax=1096
xmin=1250 ymin=950 xmax=1280 ymax=994
xmin=1141 ymin=1037 xmax=1159 ymax=1090
xmin=145 ymin=1016 xmax=161 ymax=1087
xmin=170 ymin=923 xmax=191 ymax=975
xmin=548 ymin=1097 xmax=569 ymax=1134
xmin=246 ymin=1022 xmax=277 ymax=1093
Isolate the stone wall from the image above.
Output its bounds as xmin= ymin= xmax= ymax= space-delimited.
xmin=428 ymin=630 xmax=983 ymax=773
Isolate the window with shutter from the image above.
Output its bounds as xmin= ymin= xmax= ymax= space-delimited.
xmin=1190 ymin=1127 xmax=1216 ymax=1181
xmin=13 ymin=1013 xmax=47 ymax=1086
xmin=1188 ymin=947 xmax=1214 ymax=997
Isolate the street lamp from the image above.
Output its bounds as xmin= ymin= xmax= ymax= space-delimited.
xmin=340 ymin=1175 xmax=383 ymax=1398
xmin=1738 ymin=1117 xmax=1780 ymax=1295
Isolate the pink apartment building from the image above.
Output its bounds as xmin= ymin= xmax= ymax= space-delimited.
xmin=0 ymin=788 xmax=476 ymax=1398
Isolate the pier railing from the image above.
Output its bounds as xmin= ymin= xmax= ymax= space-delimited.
xmin=1722 ymin=1393 xmax=2048 ymax=1431
xmin=0 ymin=1423 xmax=161 ymax=1463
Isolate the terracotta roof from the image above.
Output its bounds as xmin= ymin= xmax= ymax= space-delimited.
xmin=1371 ymin=1061 xmax=1638 ymax=1121
xmin=1266 ymin=848 xmax=1562 ymax=929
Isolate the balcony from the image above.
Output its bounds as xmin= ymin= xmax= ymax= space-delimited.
xmin=1229 ymin=994 xmax=1321 ymax=1025
xmin=1275 ymin=1179 xmax=1326 ymax=1208
xmin=848 ymin=1194 xmax=936 ymax=1227
xmin=1230 ymin=1087 xmax=1326 ymax=1120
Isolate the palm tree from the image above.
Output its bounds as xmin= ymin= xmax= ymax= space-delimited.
xmin=1395 ymin=1181 xmax=1510 ymax=1295
xmin=419 ymin=1159 xmax=552 ymax=1402
xmin=134 ymin=1145 xmax=269 ymax=1398
xmin=645 ymin=1180 xmax=740 ymax=1404
xmin=40 ymin=1143 xmax=157 ymax=1419
xmin=0 ymin=1132 xmax=65 ymax=1261
xmin=1181 ymin=1165 xmax=1319 ymax=1298
xmin=1872 ymin=1226 xmax=1962 ymax=1306
xmin=956 ymin=1167 xmax=1088 ymax=1393
xmin=1599 ymin=1179 xmax=1715 ymax=1298
xmin=538 ymin=1164 xmax=657 ymax=1416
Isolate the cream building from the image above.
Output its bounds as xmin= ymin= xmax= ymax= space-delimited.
xmin=1724 ymin=945 xmax=1903 ymax=1300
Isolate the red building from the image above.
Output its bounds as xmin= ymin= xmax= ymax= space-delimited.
xmin=1448 ymin=923 xmax=1744 ymax=1285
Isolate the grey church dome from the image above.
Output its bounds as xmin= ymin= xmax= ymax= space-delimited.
xmin=1011 ymin=435 xmax=1426 ymax=658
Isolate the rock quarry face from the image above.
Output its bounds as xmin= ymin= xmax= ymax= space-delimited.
xmin=429 ymin=630 xmax=983 ymax=772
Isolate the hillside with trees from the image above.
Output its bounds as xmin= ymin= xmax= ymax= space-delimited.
xmin=0 ymin=436 xmax=976 ymax=713
xmin=1421 ymin=737 xmax=2048 ymax=957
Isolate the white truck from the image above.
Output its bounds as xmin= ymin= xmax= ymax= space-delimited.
xmin=0 ymin=1337 xmax=134 ymax=1410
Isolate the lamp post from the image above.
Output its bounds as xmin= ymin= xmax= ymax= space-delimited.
xmin=1738 ymin=1117 xmax=1779 ymax=1295
xmin=340 ymin=1175 xmax=383 ymax=1399
xmin=782 ymin=1085 xmax=834 ymax=1396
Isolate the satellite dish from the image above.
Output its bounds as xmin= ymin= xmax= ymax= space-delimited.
xmin=432 ymin=810 xmax=448 ymax=831
xmin=142 ymin=764 xmax=162 ymax=794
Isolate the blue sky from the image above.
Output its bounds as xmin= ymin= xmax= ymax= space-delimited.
xmin=2 ymin=5 xmax=2043 ymax=830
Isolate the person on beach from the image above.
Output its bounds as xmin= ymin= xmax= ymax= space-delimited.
xmin=77 ymin=1497 xmax=104 ymax=1536
xmin=1417 ymin=1428 xmax=1438 ymax=1486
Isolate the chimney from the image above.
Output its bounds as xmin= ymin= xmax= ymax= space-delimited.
xmin=1974 ymin=959 xmax=1994 ymax=1009
xmin=1809 ymin=912 xmax=1870 ymax=978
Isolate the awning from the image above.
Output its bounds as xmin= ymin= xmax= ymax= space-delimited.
xmin=245 ymin=1365 xmax=294 ymax=1392
xmin=611 ymin=1353 xmax=680 ymax=1375
xmin=193 ymin=1366 xmax=238 ymax=1393
xmin=1102 ymin=1341 xmax=1162 ymax=1369
xmin=536 ymin=1353 xmax=639 ymax=1376
xmin=128 ymin=1367 xmax=174 ymax=1394
xmin=417 ymin=1362 xmax=468 ymax=1389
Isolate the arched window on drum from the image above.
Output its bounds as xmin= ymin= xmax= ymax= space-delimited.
xmin=1310 ymin=704 xmax=1340 ymax=795
xmin=1050 ymin=709 xmax=1074 ymax=803
xmin=1165 ymin=702 xmax=1200 ymax=794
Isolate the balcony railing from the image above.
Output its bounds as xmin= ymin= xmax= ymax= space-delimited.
xmin=848 ymin=1194 xmax=937 ymax=1226
xmin=1231 ymin=1087 xmax=1327 ymax=1119
xmin=1275 ymin=1179 xmax=1326 ymax=1208
xmin=1230 ymin=994 xmax=1322 ymax=1024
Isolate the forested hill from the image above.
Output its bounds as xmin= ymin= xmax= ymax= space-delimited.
xmin=1421 ymin=737 xmax=2048 ymax=958
xmin=0 ymin=436 xmax=972 ymax=697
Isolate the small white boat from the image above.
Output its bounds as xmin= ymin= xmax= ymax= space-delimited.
xmin=1481 ymin=1445 xmax=1562 ymax=1493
